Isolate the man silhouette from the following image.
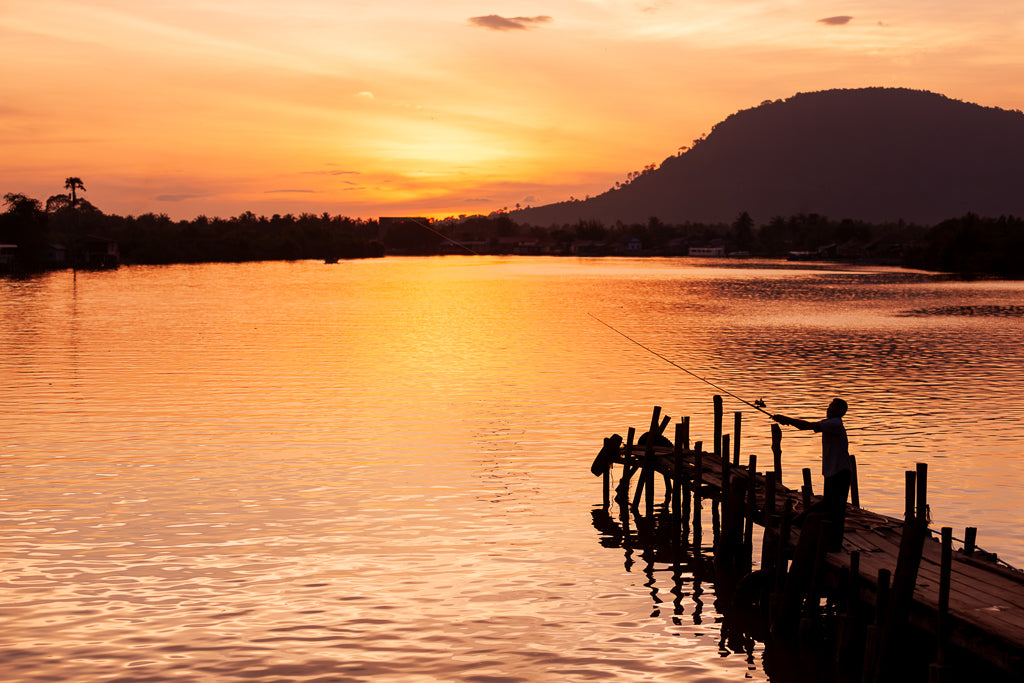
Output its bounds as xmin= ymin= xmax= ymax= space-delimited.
xmin=772 ymin=398 xmax=851 ymax=548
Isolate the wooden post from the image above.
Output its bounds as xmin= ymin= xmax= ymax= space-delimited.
xmin=932 ymin=527 xmax=953 ymax=681
xmin=733 ymin=411 xmax=742 ymax=466
xmin=597 ymin=433 xmax=623 ymax=509
xmin=805 ymin=518 xmax=833 ymax=615
xmin=721 ymin=435 xmax=731 ymax=502
xmin=713 ymin=395 xmax=723 ymax=459
xmin=619 ymin=427 xmax=636 ymax=504
xmin=904 ymin=469 xmax=915 ymax=519
xmin=850 ymin=454 xmax=860 ymax=508
xmin=764 ymin=471 xmax=777 ymax=525
xmin=802 ymin=467 xmax=813 ymax=511
xmin=632 ymin=407 xmax=662 ymax=512
xmin=771 ymin=423 xmax=783 ymax=482
xmin=862 ymin=568 xmax=891 ymax=683
xmin=681 ymin=422 xmax=692 ymax=536
xmin=774 ymin=499 xmax=794 ymax=597
xmin=916 ymin=462 xmax=928 ymax=523
xmin=849 ymin=550 xmax=861 ymax=612
xmin=693 ymin=441 xmax=703 ymax=548
xmin=646 ymin=407 xmax=664 ymax=517
xmin=964 ymin=527 xmax=977 ymax=555
xmin=775 ymin=513 xmax=823 ymax=635
xmin=602 ymin=443 xmax=611 ymax=509
xmin=672 ymin=423 xmax=685 ymax=546
xmin=744 ymin=453 xmax=757 ymax=553
xmin=717 ymin=476 xmax=746 ymax=572
xmin=874 ymin=517 xmax=928 ymax=683
xmin=836 ymin=550 xmax=862 ymax=668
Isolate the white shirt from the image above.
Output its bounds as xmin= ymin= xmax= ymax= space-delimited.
xmin=813 ymin=416 xmax=851 ymax=478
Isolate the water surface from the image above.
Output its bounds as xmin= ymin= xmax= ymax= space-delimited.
xmin=3 ymin=257 xmax=1023 ymax=682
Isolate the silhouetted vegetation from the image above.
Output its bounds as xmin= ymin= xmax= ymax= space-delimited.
xmin=903 ymin=214 xmax=1024 ymax=277
xmin=3 ymin=183 xmax=1023 ymax=277
xmin=1 ymin=186 xmax=384 ymax=272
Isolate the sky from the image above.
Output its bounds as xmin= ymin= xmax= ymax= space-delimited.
xmin=3 ymin=0 xmax=1023 ymax=222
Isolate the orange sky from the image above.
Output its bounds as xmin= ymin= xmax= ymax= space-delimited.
xmin=3 ymin=1 xmax=1023 ymax=222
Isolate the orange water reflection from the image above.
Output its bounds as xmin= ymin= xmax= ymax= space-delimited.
xmin=1 ymin=258 xmax=1022 ymax=683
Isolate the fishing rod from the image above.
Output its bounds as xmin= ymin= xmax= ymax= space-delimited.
xmin=587 ymin=313 xmax=887 ymax=433
xmin=587 ymin=312 xmax=774 ymax=418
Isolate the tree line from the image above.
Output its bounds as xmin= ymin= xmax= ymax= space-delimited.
xmin=3 ymin=180 xmax=1023 ymax=277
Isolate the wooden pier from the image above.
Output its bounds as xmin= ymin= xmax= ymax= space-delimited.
xmin=592 ymin=402 xmax=1024 ymax=682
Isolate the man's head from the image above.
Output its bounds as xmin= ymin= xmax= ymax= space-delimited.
xmin=827 ymin=398 xmax=848 ymax=418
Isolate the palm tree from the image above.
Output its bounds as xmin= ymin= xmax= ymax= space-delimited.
xmin=64 ymin=177 xmax=85 ymax=208
xmin=63 ymin=177 xmax=85 ymax=274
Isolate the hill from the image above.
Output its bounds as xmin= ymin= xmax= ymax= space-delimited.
xmin=511 ymin=88 xmax=1024 ymax=226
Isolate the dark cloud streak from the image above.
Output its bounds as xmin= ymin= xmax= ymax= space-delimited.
xmin=469 ymin=15 xmax=552 ymax=31
xmin=818 ymin=15 xmax=853 ymax=25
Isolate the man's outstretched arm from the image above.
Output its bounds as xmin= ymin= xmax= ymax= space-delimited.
xmin=772 ymin=414 xmax=816 ymax=430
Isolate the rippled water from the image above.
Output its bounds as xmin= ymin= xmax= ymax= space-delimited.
xmin=2 ymin=257 xmax=1023 ymax=682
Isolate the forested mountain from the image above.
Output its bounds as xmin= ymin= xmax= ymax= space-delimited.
xmin=512 ymin=88 xmax=1024 ymax=226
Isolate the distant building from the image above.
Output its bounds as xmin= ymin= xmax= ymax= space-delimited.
xmin=77 ymin=235 xmax=119 ymax=269
xmin=604 ymin=237 xmax=643 ymax=255
xmin=0 ymin=244 xmax=17 ymax=270
xmin=49 ymin=244 xmax=67 ymax=266
xmin=689 ymin=246 xmax=725 ymax=257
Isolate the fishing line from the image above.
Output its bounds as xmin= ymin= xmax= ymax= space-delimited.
xmin=587 ymin=312 xmax=886 ymax=433
xmin=587 ymin=312 xmax=774 ymax=418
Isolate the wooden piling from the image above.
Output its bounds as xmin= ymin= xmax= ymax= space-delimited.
xmin=805 ymin=518 xmax=833 ymax=615
xmin=850 ymin=454 xmax=860 ymax=508
xmin=721 ymin=434 xmax=732 ymax=502
xmin=771 ymin=423 xmax=783 ymax=482
xmin=905 ymin=469 xmax=916 ymax=519
xmin=672 ymin=422 xmax=685 ymax=547
xmin=770 ymin=499 xmax=794 ymax=622
xmin=601 ymin=434 xmax=623 ymax=508
xmin=964 ymin=527 xmax=977 ymax=555
xmin=862 ymin=568 xmax=892 ymax=683
xmin=836 ymin=550 xmax=862 ymax=669
xmin=693 ymin=441 xmax=703 ymax=547
xmin=802 ymin=467 xmax=813 ymax=511
xmin=717 ymin=476 xmax=746 ymax=572
xmin=744 ymin=454 xmax=757 ymax=559
xmin=618 ymin=427 xmax=636 ymax=504
xmin=632 ymin=406 xmax=663 ymax=513
xmin=874 ymin=516 xmax=929 ymax=683
xmin=916 ymin=462 xmax=928 ymax=522
xmin=648 ymin=408 xmax=667 ymax=516
xmin=734 ymin=411 xmax=742 ymax=466
xmin=764 ymin=471 xmax=777 ymax=525
xmin=681 ymin=420 xmax=692 ymax=534
xmin=775 ymin=513 xmax=824 ymax=635
xmin=713 ymin=395 xmax=723 ymax=459
xmin=930 ymin=527 xmax=953 ymax=683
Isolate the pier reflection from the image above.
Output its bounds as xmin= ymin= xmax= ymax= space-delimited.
xmin=592 ymin=503 xmax=859 ymax=683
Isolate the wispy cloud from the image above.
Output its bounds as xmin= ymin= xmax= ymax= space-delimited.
xmin=264 ymin=189 xmax=315 ymax=194
xmin=468 ymin=15 xmax=553 ymax=31
xmin=818 ymin=16 xmax=853 ymax=26
xmin=155 ymin=193 xmax=208 ymax=202
xmin=302 ymin=169 xmax=362 ymax=176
